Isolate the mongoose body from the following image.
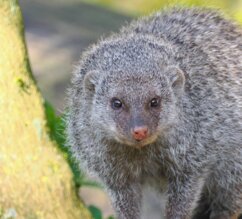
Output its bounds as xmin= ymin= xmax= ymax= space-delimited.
xmin=67 ymin=7 xmax=242 ymax=219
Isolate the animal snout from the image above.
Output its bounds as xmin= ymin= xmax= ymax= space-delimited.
xmin=131 ymin=126 xmax=148 ymax=141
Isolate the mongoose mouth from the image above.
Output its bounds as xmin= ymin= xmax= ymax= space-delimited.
xmin=115 ymin=134 xmax=158 ymax=148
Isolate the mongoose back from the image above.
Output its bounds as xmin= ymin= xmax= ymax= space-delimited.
xmin=67 ymin=7 xmax=242 ymax=219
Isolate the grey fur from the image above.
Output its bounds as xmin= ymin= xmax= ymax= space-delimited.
xmin=67 ymin=7 xmax=242 ymax=219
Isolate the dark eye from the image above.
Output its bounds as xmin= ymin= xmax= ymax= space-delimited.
xmin=111 ymin=98 xmax=122 ymax=109
xmin=150 ymin=98 xmax=160 ymax=108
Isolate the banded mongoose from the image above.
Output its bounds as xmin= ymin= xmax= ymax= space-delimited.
xmin=67 ymin=7 xmax=242 ymax=219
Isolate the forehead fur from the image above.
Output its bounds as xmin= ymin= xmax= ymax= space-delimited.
xmin=84 ymin=33 xmax=176 ymax=74
xmin=97 ymin=68 xmax=169 ymax=100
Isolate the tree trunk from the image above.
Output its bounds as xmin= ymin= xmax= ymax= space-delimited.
xmin=0 ymin=0 xmax=91 ymax=218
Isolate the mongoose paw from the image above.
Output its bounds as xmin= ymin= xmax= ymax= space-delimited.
xmin=210 ymin=211 xmax=240 ymax=219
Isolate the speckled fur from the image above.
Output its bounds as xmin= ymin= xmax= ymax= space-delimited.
xmin=67 ymin=7 xmax=242 ymax=219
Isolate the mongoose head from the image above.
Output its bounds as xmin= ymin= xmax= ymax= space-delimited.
xmin=82 ymin=34 xmax=185 ymax=148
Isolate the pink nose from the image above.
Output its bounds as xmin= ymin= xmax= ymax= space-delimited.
xmin=131 ymin=126 xmax=148 ymax=141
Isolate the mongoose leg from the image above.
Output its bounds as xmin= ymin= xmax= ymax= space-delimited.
xmin=230 ymin=213 xmax=240 ymax=219
xmin=209 ymin=211 xmax=240 ymax=219
xmin=165 ymin=174 xmax=204 ymax=219
xmin=107 ymin=183 xmax=142 ymax=219
xmin=206 ymin=158 xmax=242 ymax=219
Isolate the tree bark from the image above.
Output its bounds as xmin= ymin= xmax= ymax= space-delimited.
xmin=0 ymin=0 xmax=91 ymax=218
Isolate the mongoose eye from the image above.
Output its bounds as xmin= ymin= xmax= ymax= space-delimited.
xmin=111 ymin=98 xmax=123 ymax=109
xmin=150 ymin=98 xmax=160 ymax=108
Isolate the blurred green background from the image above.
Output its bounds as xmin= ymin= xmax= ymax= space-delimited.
xmin=84 ymin=0 xmax=242 ymax=19
xmin=18 ymin=0 xmax=242 ymax=218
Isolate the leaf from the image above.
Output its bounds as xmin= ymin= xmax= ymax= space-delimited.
xmin=88 ymin=205 xmax=103 ymax=219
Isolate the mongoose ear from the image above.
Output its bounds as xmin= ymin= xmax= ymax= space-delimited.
xmin=83 ymin=71 xmax=99 ymax=94
xmin=168 ymin=66 xmax=185 ymax=96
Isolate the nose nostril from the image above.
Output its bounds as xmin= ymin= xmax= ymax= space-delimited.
xmin=131 ymin=126 xmax=149 ymax=141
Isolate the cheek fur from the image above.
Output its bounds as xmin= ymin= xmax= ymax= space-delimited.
xmin=112 ymin=110 xmax=131 ymax=137
xmin=158 ymin=102 xmax=178 ymax=126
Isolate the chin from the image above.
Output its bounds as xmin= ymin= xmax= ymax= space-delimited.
xmin=115 ymin=134 xmax=158 ymax=149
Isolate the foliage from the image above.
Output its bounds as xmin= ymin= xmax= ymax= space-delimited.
xmin=44 ymin=101 xmax=102 ymax=189
xmin=88 ymin=205 xmax=103 ymax=219
xmin=88 ymin=205 xmax=115 ymax=219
